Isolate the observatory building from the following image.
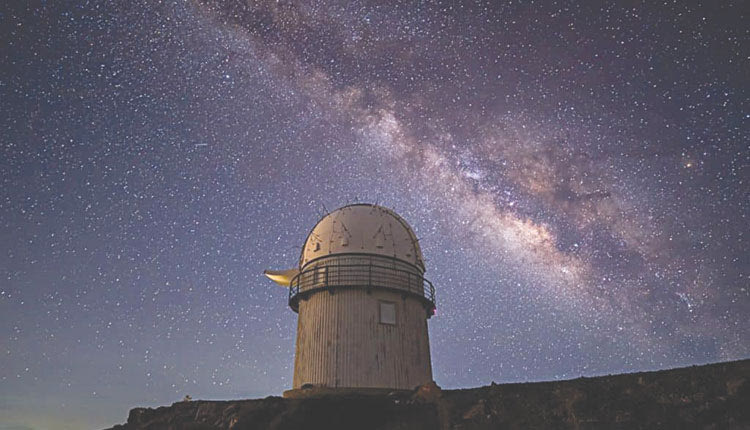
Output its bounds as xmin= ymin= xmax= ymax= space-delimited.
xmin=265 ymin=204 xmax=436 ymax=394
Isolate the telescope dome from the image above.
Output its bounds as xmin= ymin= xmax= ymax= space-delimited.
xmin=299 ymin=204 xmax=425 ymax=271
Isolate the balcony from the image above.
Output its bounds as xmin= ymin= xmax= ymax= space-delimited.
xmin=288 ymin=255 xmax=436 ymax=316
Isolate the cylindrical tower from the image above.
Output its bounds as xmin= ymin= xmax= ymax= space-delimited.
xmin=266 ymin=204 xmax=436 ymax=393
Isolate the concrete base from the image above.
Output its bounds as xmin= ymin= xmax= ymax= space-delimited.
xmin=282 ymin=386 xmax=413 ymax=399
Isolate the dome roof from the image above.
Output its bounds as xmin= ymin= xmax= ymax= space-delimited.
xmin=299 ymin=204 xmax=425 ymax=271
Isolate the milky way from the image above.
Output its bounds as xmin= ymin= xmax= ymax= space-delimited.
xmin=1 ymin=1 xmax=748 ymax=428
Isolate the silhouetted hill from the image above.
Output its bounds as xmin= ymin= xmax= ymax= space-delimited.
xmin=104 ymin=359 xmax=749 ymax=429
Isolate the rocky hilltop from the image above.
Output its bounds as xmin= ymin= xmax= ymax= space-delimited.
xmin=105 ymin=359 xmax=749 ymax=429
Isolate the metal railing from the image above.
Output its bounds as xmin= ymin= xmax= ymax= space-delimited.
xmin=288 ymin=259 xmax=436 ymax=315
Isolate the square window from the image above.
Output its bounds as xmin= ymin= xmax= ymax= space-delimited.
xmin=313 ymin=266 xmax=327 ymax=285
xmin=379 ymin=301 xmax=396 ymax=325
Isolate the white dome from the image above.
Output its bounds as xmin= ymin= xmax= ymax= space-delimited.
xmin=299 ymin=204 xmax=425 ymax=271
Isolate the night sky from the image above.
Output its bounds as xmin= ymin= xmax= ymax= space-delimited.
xmin=1 ymin=1 xmax=748 ymax=429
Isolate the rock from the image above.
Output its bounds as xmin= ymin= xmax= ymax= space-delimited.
xmin=461 ymin=399 xmax=486 ymax=420
xmin=412 ymin=381 xmax=442 ymax=404
xmin=727 ymin=377 xmax=745 ymax=395
xmin=103 ymin=359 xmax=750 ymax=430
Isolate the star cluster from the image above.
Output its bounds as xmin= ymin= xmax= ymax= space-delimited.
xmin=1 ymin=1 xmax=748 ymax=429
